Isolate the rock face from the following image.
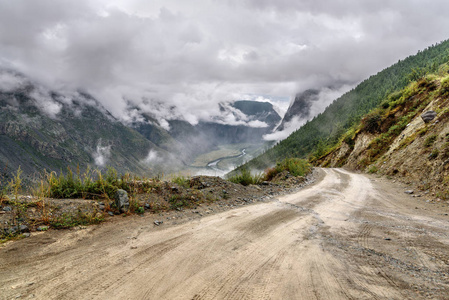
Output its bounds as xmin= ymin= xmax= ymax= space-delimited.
xmin=421 ymin=111 xmax=437 ymax=123
xmin=276 ymin=89 xmax=320 ymax=131
xmin=115 ymin=189 xmax=129 ymax=213
xmin=317 ymin=80 xmax=449 ymax=200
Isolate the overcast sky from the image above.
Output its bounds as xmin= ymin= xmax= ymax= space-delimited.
xmin=1 ymin=0 xmax=449 ymax=126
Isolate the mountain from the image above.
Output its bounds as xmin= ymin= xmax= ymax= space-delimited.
xmin=193 ymin=100 xmax=281 ymax=145
xmin=230 ymin=100 xmax=281 ymax=129
xmin=236 ymin=39 xmax=449 ymax=171
xmin=0 ymin=70 xmax=180 ymax=181
xmin=276 ymin=89 xmax=319 ymax=131
xmin=316 ymin=67 xmax=449 ymax=198
xmin=132 ymin=116 xmax=216 ymax=164
xmin=131 ymin=100 xmax=281 ymax=163
xmin=0 ymin=68 xmax=282 ymax=181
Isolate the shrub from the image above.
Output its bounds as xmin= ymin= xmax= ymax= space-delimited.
xmin=424 ymin=134 xmax=437 ymax=147
xmin=227 ymin=168 xmax=263 ymax=186
xmin=368 ymin=165 xmax=378 ymax=174
xmin=274 ymin=158 xmax=311 ymax=177
xmin=388 ymin=90 xmax=403 ymax=103
xmin=171 ymin=175 xmax=190 ymax=188
xmin=418 ymin=127 xmax=428 ymax=136
xmin=398 ymin=134 xmax=417 ymax=149
xmin=367 ymin=133 xmax=390 ymax=159
xmin=264 ymin=167 xmax=278 ymax=181
xmin=343 ymin=133 xmax=355 ymax=148
xmin=441 ymin=142 xmax=449 ymax=159
xmin=263 ymin=158 xmax=311 ymax=181
xmin=44 ymin=167 xmax=153 ymax=199
xmin=361 ymin=112 xmax=382 ymax=133
xmin=439 ymin=75 xmax=449 ymax=96
xmin=381 ymin=101 xmax=390 ymax=109
xmin=428 ymin=148 xmax=439 ymax=160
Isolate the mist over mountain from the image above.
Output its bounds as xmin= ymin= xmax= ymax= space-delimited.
xmin=130 ymin=99 xmax=281 ymax=164
xmin=0 ymin=69 xmax=283 ymax=178
xmin=0 ymin=69 xmax=183 ymax=178
xmin=2 ymin=0 xmax=449 ymax=136
xmin=264 ymin=85 xmax=353 ymax=142
xmin=276 ymin=89 xmax=320 ymax=132
xmin=238 ymin=39 xmax=449 ymax=171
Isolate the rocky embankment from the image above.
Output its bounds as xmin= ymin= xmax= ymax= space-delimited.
xmin=0 ymin=171 xmax=315 ymax=240
xmin=318 ymin=75 xmax=449 ymax=203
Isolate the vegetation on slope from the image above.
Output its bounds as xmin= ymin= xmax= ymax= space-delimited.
xmin=239 ymin=39 xmax=449 ymax=170
xmin=316 ymin=64 xmax=449 ymax=199
xmin=0 ymin=161 xmax=312 ymax=241
xmin=228 ymin=158 xmax=311 ymax=186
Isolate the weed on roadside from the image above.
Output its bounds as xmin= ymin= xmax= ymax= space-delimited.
xmin=227 ymin=168 xmax=263 ymax=186
xmin=49 ymin=211 xmax=104 ymax=229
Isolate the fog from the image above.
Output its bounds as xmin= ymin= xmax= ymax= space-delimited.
xmin=1 ymin=0 xmax=449 ymax=129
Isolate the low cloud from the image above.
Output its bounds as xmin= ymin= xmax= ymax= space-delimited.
xmin=143 ymin=149 xmax=163 ymax=165
xmin=93 ymin=140 xmax=111 ymax=167
xmin=264 ymin=84 xmax=353 ymax=141
xmin=1 ymin=1 xmax=449 ymax=128
xmin=0 ymin=71 xmax=25 ymax=92
xmin=264 ymin=116 xmax=303 ymax=141
xmin=30 ymin=87 xmax=63 ymax=119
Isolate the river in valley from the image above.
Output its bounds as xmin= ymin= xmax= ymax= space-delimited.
xmin=206 ymin=148 xmax=246 ymax=172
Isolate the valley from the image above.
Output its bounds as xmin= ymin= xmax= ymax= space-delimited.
xmin=1 ymin=5 xmax=449 ymax=298
xmin=189 ymin=143 xmax=265 ymax=176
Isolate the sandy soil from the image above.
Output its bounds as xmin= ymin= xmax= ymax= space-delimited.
xmin=1 ymin=168 xmax=449 ymax=299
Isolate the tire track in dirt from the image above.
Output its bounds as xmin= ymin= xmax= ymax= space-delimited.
xmin=3 ymin=168 xmax=449 ymax=299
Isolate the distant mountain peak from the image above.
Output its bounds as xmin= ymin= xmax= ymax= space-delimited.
xmin=276 ymin=89 xmax=320 ymax=132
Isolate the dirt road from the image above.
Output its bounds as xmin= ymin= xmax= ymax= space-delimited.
xmin=1 ymin=168 xmax=449 ymax=299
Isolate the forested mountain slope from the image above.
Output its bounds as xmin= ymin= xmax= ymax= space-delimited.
xmin=239 ymin=39 xmax=449 ymax=170
xmin=317 ymin=66 xmax=449 ymax=199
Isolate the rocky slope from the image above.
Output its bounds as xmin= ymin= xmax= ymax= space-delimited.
xmin=317 ymin=71 xmax=449 ymax=200
xmin=0 ymin=70 xmax=179 ymax=181
xmin=0 ymin=171 xmax=313 ymax=237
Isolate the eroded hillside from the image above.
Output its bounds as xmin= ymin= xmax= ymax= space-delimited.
xmin=318 ymin=69 xmax=449 ymax=199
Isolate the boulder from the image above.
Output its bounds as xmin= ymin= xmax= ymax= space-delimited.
xmin=421 ymin=111 xmax=437 ymax=123
xmin=115 ymin=189 xmax=129 ymax=213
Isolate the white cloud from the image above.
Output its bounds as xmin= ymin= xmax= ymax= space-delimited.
xmin=0 ymin=0 xmax=449 ymax=126
xmin=0 ymin=71 xmax=25 ymax=91
xmin=264 ymin=84 xmax=354 ymax=141
xmin=29 ymin=87 xmax=62 ymax=119
xmin=143 ymin=149 xmax=163 ymax=165
xmin=264 ymin=116 xmax=303 ymax=141
xmin=93 ymin=141 xmax=111 ymax=167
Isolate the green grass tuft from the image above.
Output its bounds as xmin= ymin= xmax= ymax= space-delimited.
xmin=227 ymin=168 xmax=264 ymax=186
